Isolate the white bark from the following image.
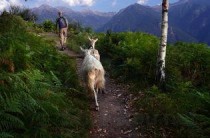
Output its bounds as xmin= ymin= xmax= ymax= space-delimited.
xmin=156 ymin=0 xmax=169 ymax=84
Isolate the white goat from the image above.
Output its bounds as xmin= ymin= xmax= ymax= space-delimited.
xmin=88 ymin=36 xmax=100 ymax=61
xmin=80 ymin=47 xmax=105 ymax=111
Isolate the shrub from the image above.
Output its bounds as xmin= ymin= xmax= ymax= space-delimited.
xmin=42 ymin=20 xmax=55 ymax=32
xmin=96 ymin=32 xmax=159 ymax=87
xmin=166 ymin=42 xmax=210 ymax=90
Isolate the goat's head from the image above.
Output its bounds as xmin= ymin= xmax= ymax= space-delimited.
xmin=88 ymin=36 xmax=98 ymax=49
xmin=80 ymin=47 xmax=91 ymax=56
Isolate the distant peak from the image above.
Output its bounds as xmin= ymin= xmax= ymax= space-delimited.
xmin=129 ymin=3 xmax=150 ymax=8
xmin=134 ymin=3 xmax=140 ymax=6
xmin=176 ymin=0 xmax=189 ymax=4
xmin=132 ymin=3 xmax=143 ymax=6
xmin=31 ymin=4 xmax=55 ymax=11
xmin=39 ymin=4 xmax=51 ymax=7
xmin=178 ymin=0 xmax=189 ymax=2
xmin=125 ymin=3 xmax=151 ymax=10
xmin=79 ymin=9 xmax=115 ymax=16
xmin=80 ymin=9 xmax=93 ymax=13
xmin=171 ymin=0 xmax=210 ymax=7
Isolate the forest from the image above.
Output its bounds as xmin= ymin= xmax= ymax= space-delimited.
xmin=0 ymin=5 xmax=210 ymax=138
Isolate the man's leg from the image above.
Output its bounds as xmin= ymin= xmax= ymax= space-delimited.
xmin=63 ymin=28 xmax=68 ymax=45
xmin=60 ymin=29 xmax=65 ymax=50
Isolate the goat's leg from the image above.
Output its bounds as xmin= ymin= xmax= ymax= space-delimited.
xmin=101 ymin=88 xmax=106 ymax=94
xmin=93 ymin=88 xmax=99 ymax=111
xmin=95 ymin=87 xmax=99 ymax=94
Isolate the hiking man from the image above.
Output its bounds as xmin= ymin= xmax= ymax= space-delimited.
xmin=56 ymin=11 xmax=68 ymax=50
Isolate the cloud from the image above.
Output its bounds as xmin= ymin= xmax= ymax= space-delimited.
xmin=0 ymin=0 xmax=96 ymax=11
xmin=137 ymin=0 xmax=148 ymax=5
xmin=0 ymin=0 xmax=23 ymax=11
xmin=0 ymin=0 xmax=9 ymax=11
xmin=112 ymin=0 xmax=117 ymax=6
xmin=62 ymin=0 xmax=95 ymax=6
xmin=9 ymin=0 xmax=22 ymax=5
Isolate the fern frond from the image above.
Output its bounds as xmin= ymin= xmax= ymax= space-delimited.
xmin=0 ymin=112 xmax=24 ymax=130
xmin=50 ymin=71 xmax=62 ymax=87
xmin=178 ymin=113 xmax=197 ymax=128
xmin=0 ymin=132 xmax=14 ymax=138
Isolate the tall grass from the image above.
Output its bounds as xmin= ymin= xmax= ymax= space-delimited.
xmin=0 ymin=13 xmax=90 ymax=137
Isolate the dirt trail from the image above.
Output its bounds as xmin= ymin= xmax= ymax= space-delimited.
xmin=89 ymin=77 xmax=139 ymax=138
xmin=50 ymin=33 xmax=140 ymax=137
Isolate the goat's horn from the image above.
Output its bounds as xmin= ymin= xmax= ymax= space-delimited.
xmin=80 ymin=46 xmax=85 ymax=52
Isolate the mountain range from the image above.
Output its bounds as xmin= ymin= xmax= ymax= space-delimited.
xmin=31 ymin=0 xmax=210 ymax=45
xmin=31 ymin=4 xmax=115 ymax=30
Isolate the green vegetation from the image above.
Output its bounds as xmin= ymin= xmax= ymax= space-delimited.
xmin=67 ymin=23 xmax=93 ymax=52
xmin=96 ymin=32 xmax=159 ymax=86
xmin=94 ymin=32 xmax=210 ymax=137
xmin=42 ymin=20 xmax=55 ymax=32
xmin=0 ymin=12 xmax=90 ymax=137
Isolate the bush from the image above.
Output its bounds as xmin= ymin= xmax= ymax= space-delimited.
xmin=96 ymin=32 xmax=159 ymax=87
xmin=166 ymin=42 xmax=210 ymax=90
xmin=42 ymin=20 xmax=55 ymax=32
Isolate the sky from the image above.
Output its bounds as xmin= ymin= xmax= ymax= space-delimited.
xmin=0 ymin=0 xmax=179 ymax=12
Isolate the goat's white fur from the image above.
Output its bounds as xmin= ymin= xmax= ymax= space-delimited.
xmin=80 ymin=47 xmax=105 ymax=111
xmin=88 ymin=36 xmax=100 ymax=61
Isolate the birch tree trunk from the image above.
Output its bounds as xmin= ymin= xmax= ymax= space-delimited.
xmin=156 ymin=0 xmax=169 ymax=86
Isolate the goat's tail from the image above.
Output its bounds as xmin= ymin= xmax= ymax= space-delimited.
xmin=95 ymin=69 xmax=105 ymax=89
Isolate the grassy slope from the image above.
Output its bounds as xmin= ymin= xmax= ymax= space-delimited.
xmin=0 ymin=13 xmax=90 ymax=138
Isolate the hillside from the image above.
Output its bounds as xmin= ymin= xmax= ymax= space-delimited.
xmin=0 ymin=13 xmax=90 ymax=137
xmin=169 ymin=0 xmax=210 ymax=44
xmin=97 ymin=4 xmax=160 ymax=35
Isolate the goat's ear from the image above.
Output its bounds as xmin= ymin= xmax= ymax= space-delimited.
xmin=95 ymin=38 xmax=98 ymax=42
xmin=80 ymin=47 xmax=85 ymax=52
